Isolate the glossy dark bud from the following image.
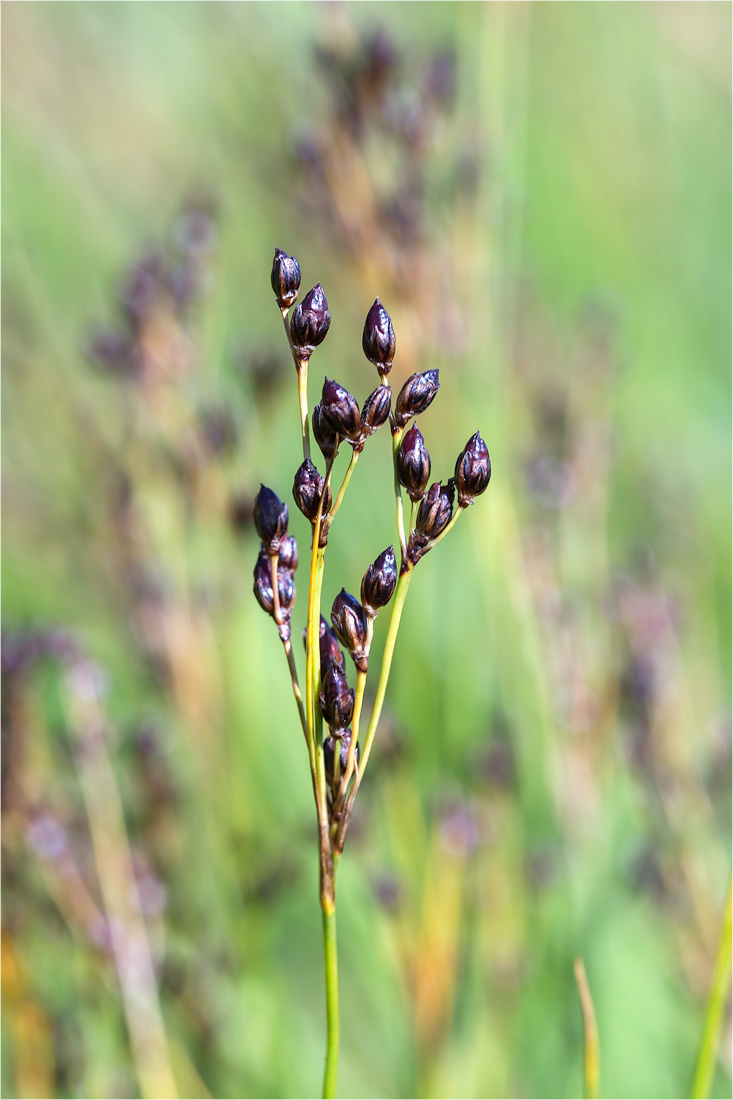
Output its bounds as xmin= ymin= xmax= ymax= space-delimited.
xmin=396 ymin=424 xmax=431 ymax=502
xmin=253 ymin=549 xmax=296 ymax=622
xmin=362 ymin=298 xmax=396 ymax=374
xmin=318 ymin=616 xmax=346 ymax=677
xmin=454 ymin=431 xmax=491 ymax=506
xmin=293 ymin=458 xmax=332 ymax=522
xmin=254 ymin=485 xmax=289 ymax=553
xmin=271 ymin=248 xmax=301 ymax=310
xmin=394 ymin=370 xmax=440 ymax=428
xmin=323 ymin=730 xmax=360 ymax=790
xmin=331 ymin=589 xmax=369 ymax=672
xmin=312 ymin=403 xmax=339 ymax=460
xmin=409 ymin=480 xmax=455 ymax=562
xmin=290 ymin=283 xmax=331 ymax=357
xmin=321 ymin=378 xmax=362 ymax=441
xmin=360 ymin=385 xmax=392 ymax=441
xmin=278 ymin=534 xmax=298 ymax=573
xmin=319 ymin=665 xmax=355 ymax=730
xmin=361 ymin=546 xmax=397 ymax=616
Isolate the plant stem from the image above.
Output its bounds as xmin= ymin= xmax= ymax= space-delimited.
xmin=280 ymin=306 xmax=311 ymax=462
xmin=424 ymin=504 xmax=465 ymax=555
xmin=326 ymin=448 xmax=359 ymax=529
xmin=281 ymin=635 xmax=308 ymax=745
xmin=321 ymin=899 xmax=339 ymax=1100
xmin=573 ymin=957 xmax=600 ymax=1100
xmin=691 ymin=875 xmax=733 ymax=1099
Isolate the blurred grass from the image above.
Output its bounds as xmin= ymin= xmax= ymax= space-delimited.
xmin=2 ymin=3 xmax=731 ymax=1099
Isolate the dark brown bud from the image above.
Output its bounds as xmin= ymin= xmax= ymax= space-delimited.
xmin=394 ymin=370 xmax=440 ymax=428
xmin=361 ymin=546 xmax=397 ymax=616
xmin=253 ymin=548 xmax=295 ymax=622
xmin=396 ymin=424 xmax=431 ymax=502
xmin=312 ymin=403 xmax=339 ymax=460
xmin=270 ymin=248 xmax=301 ymax=310
xmin=360 ymin=385 xmax=392 ymax=440
xmin=293 ymin=458 xmax=332 ymax=522
xmin=362 ymin=298 xmax=396 ymax=374
xmin=278 ymin=534 xmax=298 ymax=573
xmin=290 ymin=283 xmax=331 ymax=357
xmin=331 ymin=589 xmax=369 ymax=672
xmin=323 ymin=730 xmax=360 ymax=791
xmin=454 ymin=432 xmax=491 ymax=505
xmin=316 ymin=616 xmax=346 ymax=678
xmin=319 ymin=665 xmax=355 ymax=730
xmin=408 ymin=480 xmax=455 ymax=562
xmin=254 ymin=485 xmax=289 ymax=553
xmin=321 ymin=378 xmax=361 ymax=441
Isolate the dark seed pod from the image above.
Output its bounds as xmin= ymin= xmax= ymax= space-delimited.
xmin=331 ymin=589 xmax=369 ymax=672
xmin=361 ymin=546 xmax=397 ymax=617
xmin=362 ymin=298 xmax=396 ymax=374
xmin=321 ymin=378 xmax=361 ymax=441
xmin=271 ymin=248 xmax=301 ymax=310
xmin=290 ymin=283 xmax=331 ymax=357
xmin=254 ymin=485 xmax=289 ymax=553
xmin=360 ymin=385 xmax=392 ymax=440
xmin=319 ymin=665 xmax=355 ymax=730
xmin=278 ymin=534 xmax=298 ymax=573
xmin=454 ymin=431 xmax=491 ymax=506
xmin=324 ymin=730 xmax=360 ymax=790
xmin=394 ymin=370 xmax=440 ymax=428
xmin=312 ymin=403 xmax=339 ymax=460
xmin=253 ymin=549 xmax=295 ymax=620
xmin=293 ymin=458 xmax=331 ymax=522
xmin=396 ymin=424 xmax=431 ymax=502
xmin=319 ymin=617 xmax=346 ymax=677
xmin=415 ymin=480 xmax=455 ymax=544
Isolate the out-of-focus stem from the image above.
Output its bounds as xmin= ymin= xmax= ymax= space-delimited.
xmin=574 ymin=957 xmax=600 ymax=1100
xmin=691 ymin=876 xmax=733 ymax=1100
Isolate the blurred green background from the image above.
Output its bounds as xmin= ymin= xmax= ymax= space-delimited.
xmin=2 ymin=3 xmax=731 ymax=1098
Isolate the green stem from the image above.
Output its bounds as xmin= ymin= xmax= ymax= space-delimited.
xmin=574 ymin=958 xmax=600 ymax=1100
xmin=325 ymin=448 xmax=359 ymax=529
xmin=321 ymin=899 xmax=339 ymax=1100
xmin=280 ymin=306 xmax=311 ymax=462
xmin=691 ymin=875 xmax=733 ymax=1099
xmin=424 ymin=504 xmax=465 ymax=555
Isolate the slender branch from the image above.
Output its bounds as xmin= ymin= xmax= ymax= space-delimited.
xmin=423 ymin=504 xmax=465 ymax=556
xmin=691 ymin=876 xmax=733 ymax=1099
xmin=321 ymin=902 xmax=339 ymax=1099
xmin=280 ymin=306 xmax=311 ymax=462
xmin=281 ymin=635 xmax=308 ymax=745
xmin=325 ymin=448 xmax=359 ymax=530
xmin=574 ymin=957 xmax=600 ymax=1100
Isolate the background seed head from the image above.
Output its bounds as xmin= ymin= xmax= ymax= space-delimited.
xmin=270 ymin=247 xmax=301 ymax=310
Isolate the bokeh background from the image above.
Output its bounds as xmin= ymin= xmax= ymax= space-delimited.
xmin=2 ymin=3 xmax=731 ymax=1098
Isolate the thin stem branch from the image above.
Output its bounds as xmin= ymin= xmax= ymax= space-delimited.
xmin=321 ymin=901 xmax=339 ymax=1099
xmin=424 ymin=504 xmax=465 ymax=556
xmin=574 ymin=957 xmax=600 ymax=1100
xmin=281 ymin=635 xmax=308 ymax=745
xmin=326 ymin=448 xmax=359 ymax=529
xmin=691 ymin=875 xmax=733 ymax=1099
xmin=280 ymin=306 xmax=311 ymax=462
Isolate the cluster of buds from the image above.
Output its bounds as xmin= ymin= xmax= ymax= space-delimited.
xmin=252 ymin=246 xmax=491 ymax=859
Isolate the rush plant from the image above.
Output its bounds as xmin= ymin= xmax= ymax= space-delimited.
xmin=252 ymin=249 xmax=491 ymax=1098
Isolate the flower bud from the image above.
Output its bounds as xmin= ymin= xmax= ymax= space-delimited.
xmin=270 ymin=248 xmax=301 ymax=310
xmin=362 ymin=298 xmax=396 ymax=374
xmin=321 ymin=378 xmax=361 ymax=441
xmin=290 ymin=283 xmax=331 ymax=357
xmin=278 ymin=534 xmax=298 ymax=573
xmin=454 ymin=432 xmax=491 ymax=505
xmin=408 ymin=480 xmax=455 ymax=562
xmin=253 ymin=549 xmax=296 ymax=620
xmin=319 ymin=665 xmax=355 ymax=730
xmin=394 ymin=370 xmax=440 ymax=428
xmin=396 ymin=424 xmax=431 ymax=502
xmin=318 ymin=617 xmax=346 ymax=677
xmin=331 ymin=589 xmax=369 ymax=672
xmin=312 ymin=403 xmax=339 ymax=460
xmin=323 ymin=730 xmax=360 ymax=790
xmin=361 ymin=546 xmax=397 ymax=616
xmin=360 ymin=385 xmax=392 ymax=441
xmin=293 ymin=458 xmax=332 ymax=522
xmin=254 ymin=485 xmax=288 ymax=553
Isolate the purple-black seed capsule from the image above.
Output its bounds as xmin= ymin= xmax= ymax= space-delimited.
xmin=323 ymin=730 xmax=361 ymax=790
xmin=253 ymin=549 xmax=295 ymax=619
xmin=396 ymin=424 xmax=431 ymax=502
xmin=331 ymin=589 xmax=369 ymax=672
xmin=361 ymin=546 xmax=397 ymax=617
xmin=278 ymin=534 xmax=298 ymax=573
xmin=270 ymin=248 xmax=301 ymax=310
xmin=321 ymin=378 xmax=362 ymax=441
xmin=253 ymin=485 xmax=289 ymax=553
xmin=394 ymin=370 xmax=440 ymax=428
xmin=362 ymin=298 xmax=396 ymax=374
xmin=292 ymin=458 xmax=332 ymax=522
xmin=415 ymin=479 xmax=455 ymax=542
xmin=312 ymin=403 xmax=339 ymax=460
xmin=360 ymin=385 xmax=392 ymax=440
xmin=290 ymin=283 xmax=331 ymax=357
xmin=319 ymin=665 xmax=355 ymax=730
xmin=318 ymin=617 xmax=346 ymax=677
xmin=454 ymin=431 xmax=491 ymax=506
